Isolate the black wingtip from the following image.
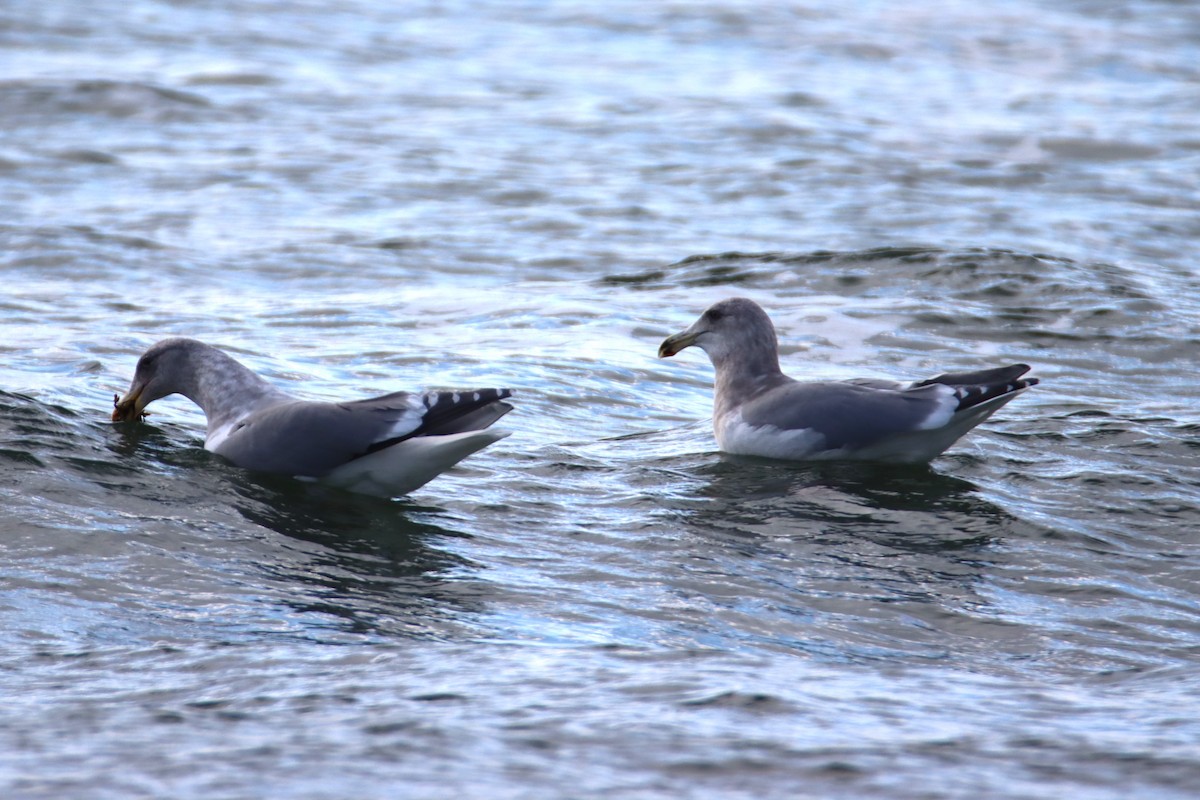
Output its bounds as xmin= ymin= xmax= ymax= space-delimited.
xmin=952 ymin=373 xmax=1039 ymax=413
xmin=916 ymin=363 xmax=1035 ymax=390
xmin=417 ymin=388 xmax=516 ymax=434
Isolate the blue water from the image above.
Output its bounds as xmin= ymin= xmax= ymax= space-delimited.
xmin=2 ymin=2 xmax=1199 ymax=798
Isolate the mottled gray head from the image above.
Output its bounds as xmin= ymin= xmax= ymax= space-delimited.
xmin=112 ymin=338 xmax=214 ymax=421
xmin=658 ymin=297 xmax=782 ymax=375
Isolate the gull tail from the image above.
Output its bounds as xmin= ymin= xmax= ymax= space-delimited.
xmin=914 ymin=364 xmax=1039 ymax=413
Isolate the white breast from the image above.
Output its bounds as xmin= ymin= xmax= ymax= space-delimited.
xmin=715 ymin=409 xmax=826 ymax=459
xmin=204 ymin=413 xmax=252 ymax=453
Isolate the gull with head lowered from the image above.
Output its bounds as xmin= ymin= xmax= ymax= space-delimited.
xmin=112 ymin=337 xmax=513 ymax=497
xmin=658 ymin=297 xmax=1037 ymax=463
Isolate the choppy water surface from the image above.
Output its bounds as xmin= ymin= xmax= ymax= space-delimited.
xmin=3 ymin=2 xmax=1200 ymax=798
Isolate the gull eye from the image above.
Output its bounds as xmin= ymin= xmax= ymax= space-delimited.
xmin=706 ymin=308 xmax=724 ymax=323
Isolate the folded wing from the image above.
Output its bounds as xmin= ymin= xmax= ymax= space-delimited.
xmin=726 ymin=365 xmax=1037 ymax=461
xmin=211 ymin=389 xmax=513 ymax=477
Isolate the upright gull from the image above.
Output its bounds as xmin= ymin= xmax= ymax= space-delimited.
xmin=112 ymin=338 xmax=513 ymax=497
xmin=658 ymin=297 xmax=1038 ymax=463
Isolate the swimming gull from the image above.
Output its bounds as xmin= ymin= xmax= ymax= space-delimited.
xmin=658 ymin=297 xmax=1038 ymax=463
xmin=112 ymin=337 xmax=513 ymax=497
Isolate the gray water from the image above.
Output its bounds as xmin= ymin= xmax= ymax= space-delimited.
xmin=2 ymin=1 xmax=1200 ymax=798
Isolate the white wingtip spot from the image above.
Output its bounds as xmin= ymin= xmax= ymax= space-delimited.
xmin=452 ymin=392 xmax=460 ymax=404
xmin=473 ymin=392 xmax=480 ymax=402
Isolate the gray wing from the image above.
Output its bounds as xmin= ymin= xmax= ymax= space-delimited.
xmin=738 ymin=380 xmax=947 ymax=451
xmin=843 ymin=377 xmax=908 ymax=391
xmin=738 ymin=364 xmax=1037 ymax=451
xmin=212 ymin=389 xmax=513 ymax=476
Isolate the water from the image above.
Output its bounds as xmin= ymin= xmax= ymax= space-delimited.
xmin=2 ymin=1 xmax=1200 ymax=797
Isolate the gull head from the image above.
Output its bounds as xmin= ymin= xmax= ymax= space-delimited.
xmin=111 ymin=338 xmax=204 ymax=422
xmin=658 ymin=297 xmax=779 ymax=369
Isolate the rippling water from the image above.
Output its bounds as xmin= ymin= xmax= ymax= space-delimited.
xmin=3 ymin=2 xmax=1200 ymax=798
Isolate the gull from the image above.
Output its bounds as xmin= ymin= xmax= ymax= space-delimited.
xmin=112 ymin=337 xmax=513 ymax=497
xmin=658 ymin=297 xmax=1037 ymax=463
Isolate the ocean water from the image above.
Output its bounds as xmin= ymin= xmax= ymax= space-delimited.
xmin=2 ymin=2 xmax=1199 ymax=798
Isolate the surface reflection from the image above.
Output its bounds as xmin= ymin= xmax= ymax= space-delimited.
xmin=679 ymin=455 xmax=1020 ymax=549
xmin=228 ymin=477 xmax=487 ymax=639
xmin=104 ymin=417 xmax=486 ymax=639
xmin=633 ymin=451 xmax=1049 ymax=661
